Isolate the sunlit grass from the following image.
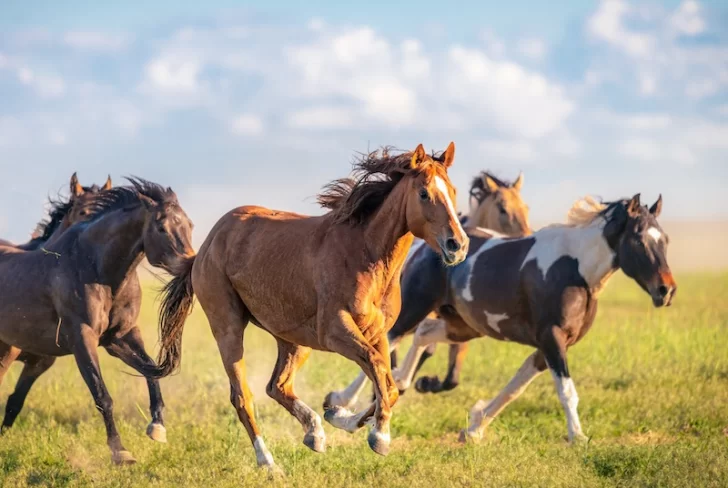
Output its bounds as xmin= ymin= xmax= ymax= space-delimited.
xmin=0 ymin=271 xmax=726 ymax=487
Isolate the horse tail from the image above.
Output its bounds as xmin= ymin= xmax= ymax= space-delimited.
xmin=154 ymin=255 xmax=196 ymax=378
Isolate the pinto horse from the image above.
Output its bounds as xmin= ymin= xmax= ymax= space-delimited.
xmin=326 ymin=170 xmax=532 ymax=409
xmin=152 ymin=143 xmax=468 ymax=471
xmin=0 ymin=178 xmax=193 ymax=464
xmin=390 ymin=194 xmax=676 ymax=443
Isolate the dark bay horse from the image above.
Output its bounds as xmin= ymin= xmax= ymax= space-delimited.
xmin=326 ymin=170 xmax=532 ymax=409
xmin=152 ymin=143 xmax=468 ymax=471
xmin=0 ymin=173 xmax=114 ymax=432
xmin=390 ymin=194 xmax=676 ymax=443
xmin=0 ymin=178 xmax=194 ymax=464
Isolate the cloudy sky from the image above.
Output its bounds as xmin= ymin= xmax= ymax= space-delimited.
xmin=1 ymin=0 xmax=727 ymax=244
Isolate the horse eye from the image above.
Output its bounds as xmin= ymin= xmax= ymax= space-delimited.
xmin=419 ymin=189 xmax=429 ymax=200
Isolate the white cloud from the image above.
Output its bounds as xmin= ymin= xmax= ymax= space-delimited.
xmin=480 ymin=139 xmax=536 ymax=162
xmin=587 ymin=0 xmax=655 ymax=57
xmin=230 ymin=114 xmax=264 ymax=136
xmin=670 ymin=0 xmax=705 ymax=36
xmin=63 ymin=31 xmax=130 ymax=51
xmin=287 ymin=107 xmax=354 ymax=130
xmin=446 ymin=46 xmax=574 ymax=139
xmin=49 ymin=129 xmax=67 ymax=145
xmin=15 ymin=66 xmax=65 ymax=97
xmin=517 ymin=38 xmax=547 ymax=60
xmin=145 ymin=58 xmax=201 ymax=93
xmin=618 ymin=138 xmax=662 ymax=161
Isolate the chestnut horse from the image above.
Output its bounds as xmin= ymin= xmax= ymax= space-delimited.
xmin=0 ymin=178 xmax=193 ymax=464
xmin=390 ymin=194 xmax=676 ymax=443
xmin=326 ymin=171 xmax=532 ymax=409
xmin=152 ymin=143 xmax=468 ymax=471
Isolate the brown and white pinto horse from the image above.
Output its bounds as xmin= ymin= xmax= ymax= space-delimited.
xmin=389 ymin=194 xmax=675 ymax=443
xmin=152 ymin=144 xmax=468 ymax=471
xmin=325 ymin=171 xmax=532 ymax=409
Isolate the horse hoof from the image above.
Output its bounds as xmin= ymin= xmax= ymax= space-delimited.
xmin=570 ymin=433 xmax=589 ymax=445
xmin=146 ymin=422 xmax=167 ymax=443
xmin=458 ymin=429 xmax=481 ymax=444
xmin=323 ymin=391 xmax=343 ymax=410
xmin=415 ymin=376 xmax=436 ymax=393
xmin=367 ymin=429 xmax=390 ymax=456
xmin=111 ymin=450 xmax=137 ymax=465
xmin=261 ymin=463 xmax=285 ymax=479
xmin=303 ymin=432 xmax=326 ymax=453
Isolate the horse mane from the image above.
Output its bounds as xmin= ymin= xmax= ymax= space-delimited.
xmin=470 ymin=171 xmax=514 ymax=197
xmin=317 ymin=147 xmax=429 ymax=225
xmin=544 ymin=196 xmax=625 ymax=229
xmin=82 ymin=177 xmax=178 ymax=222
xmin=31 ymin=197 xmax=74 ymax=242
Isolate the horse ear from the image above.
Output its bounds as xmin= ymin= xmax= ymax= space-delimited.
xmin=483 ymin=175 xmax=499 ymax=193
xmin=102 ymin=175 xmax=112 ymax=191
xmin=627 ymin=193 xmax=641 ymax=217
xmin=649 ymin=194 xmax=662 ymax=218
xmin=440 ymin=142 xmax=456 ymax=168
xmin=409 ymin=144 xmax=427 ymax=170
xmin=70 ymin=172 xmax=84 ymax=198
xmin=513 ymin=171 xmax=524 ymax=191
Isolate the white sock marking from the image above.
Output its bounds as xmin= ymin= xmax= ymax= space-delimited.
xmin=253 ymin=436 xmax=275 ymax=466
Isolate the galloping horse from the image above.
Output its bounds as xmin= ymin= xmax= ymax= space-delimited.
xmin=0 ymin=173 xmax=113 ymax=431
xmin=390 ymin=194 xmax=676 ymax=443
xmin=152 ymin=143 xmax=468 ymax=471
xmin=326 ymin=171 xmax=532 ymax=409
xmin=0 ymin=178 xmax=193 ymax=464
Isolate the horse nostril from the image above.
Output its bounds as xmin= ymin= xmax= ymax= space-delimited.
xmin=658 ymin=285 xmax=669 ymax=297
xmin=445 ymin=238 xmax=460 ymax=253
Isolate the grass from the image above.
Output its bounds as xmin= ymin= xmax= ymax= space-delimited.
xmin=0 ymin=271 xmax=726 ymax=487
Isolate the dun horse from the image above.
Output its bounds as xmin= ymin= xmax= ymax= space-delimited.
xmin=152 ymin=143 xmax=468 ymax=471
xmin=326 ymin=171 xmax=532 ymax=409
xmin=0 ymin=178 xmax=193 ymax=464
xmin=388 ymin=194 xmax=676 ymax=443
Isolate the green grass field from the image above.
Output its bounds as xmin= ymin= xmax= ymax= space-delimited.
xmin=0 ymin=271 xmax=726 ymax=487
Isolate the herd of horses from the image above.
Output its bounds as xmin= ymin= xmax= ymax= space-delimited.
xmin=0 ymin=143 xmax=676 ymax=473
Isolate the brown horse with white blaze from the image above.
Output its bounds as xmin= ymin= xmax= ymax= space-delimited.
xmin=326 ymin=170 xmax=532 ymax=409
xmin=152 ymin=143 xmax=468 ymax=471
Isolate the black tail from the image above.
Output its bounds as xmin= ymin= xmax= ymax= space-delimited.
xmin=153 ymin=255 xmax=195 ymax=378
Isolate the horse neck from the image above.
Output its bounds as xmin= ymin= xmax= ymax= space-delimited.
xmin=469 ymin=198 xmax=499 ymax=231
xmin=559 ymin=219 xmax=618 ymax=294
xmin=81 ymin=206 xmax=147 ymax=283
xmin=362 ymin=182 xmax=414 ymax=278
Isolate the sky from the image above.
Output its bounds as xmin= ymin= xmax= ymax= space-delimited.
xmin=1 ymin=0 xmax=727 ymax=245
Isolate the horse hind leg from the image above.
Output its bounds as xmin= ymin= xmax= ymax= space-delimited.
xmin=2 ymin=353 xmax=56 ymax=432
xmin=267 ymin=339 xmax=325 ymax=453
xmin=197 ymin=276 xmax=278 ymax=472
xmin=0 ymin=341 xmax=22 ymax=386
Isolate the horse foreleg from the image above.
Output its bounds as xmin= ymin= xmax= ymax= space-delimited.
xmin=70 ymin=322 xmax=135 ymax=465
xmin=459 ymin=350 xmax=546 ymax=443
xmin=267 ymin=339 xmax=325 ymax=453
xmin=393 ymin=317 xmax=451 ymax=392
xmin=104 ymin=327 xmax=167 ymax=443
xmin=415 ymin=342 xmax=469 ymax=394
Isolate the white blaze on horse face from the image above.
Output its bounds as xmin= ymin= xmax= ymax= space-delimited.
xmin=483 ymin=311 xmax=508 ymax=333
xmin=434 ymin=176 xmax=465 ymax=238
xmin=647 ymin=227 xmax=662 ymax=242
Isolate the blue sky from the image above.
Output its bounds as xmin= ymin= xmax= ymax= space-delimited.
xmin=1 ymin=0 xmax=727 ymax=244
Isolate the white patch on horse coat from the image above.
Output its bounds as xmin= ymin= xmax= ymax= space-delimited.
xmin=435 ymin=176 xmax=465 ymax=237
xmin=461 ymin=237 xmax=511 ymax=302
xmin=253 ymin=436 xmax=275 ymax=466
xmin=520 ymin=219 xmax=615 ymax=291
xmin=483 ymin=311 xmax=508 ymax=333
xmin=474 ymin=227 xmax=507 ymax=238
xmin=647 ymin=227 xmax=662 ymax=242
